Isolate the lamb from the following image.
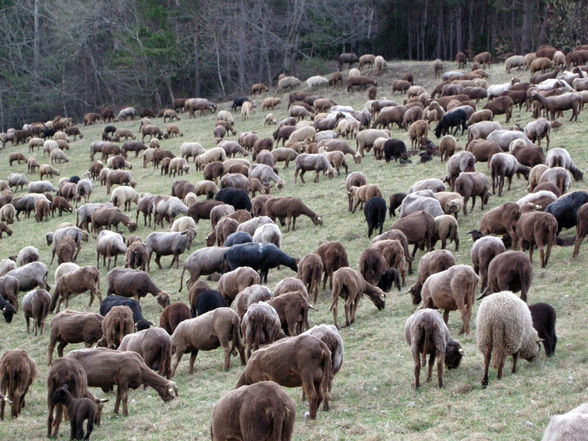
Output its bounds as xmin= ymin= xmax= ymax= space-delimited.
xmin=515 ymin=211 xmax=558 ymax=268
xmin=171 ymin=307 xmax=245 ymax=375
xmin=225 ymin=243 xmax=298 ymax=283
xmin=96 ymin=230 xmax=127 ymax=269
xmin=159 ymin=302 xmax=191 ymax=335
xmin=541 ymin=403 xmax=588 ymax=441
xmin=264 ymin=197 xmax=322 ymax=231
xmin=455 ymin=172 xmax=491 ymax=215
xmin=178 ymin=247 xmax=228 ymax=291
xmin=118 ymin=327 xmax=172 ymax=378
xmin=0 ymin=259 xmax=16 ymax=277
xmin=47 ymin=310 xmax=104 ymax=365
xmin=404 ymin=309 xmax=459 ymax=389
xmin=0 ymin=349 xmax=37 ymax=419
xmin=329 ymin=267 xmax=385 ymax=328
xmin=524 ymin=118 xmax=551 ymax=149
xmin=363 ymin=196 xmax=386 ymax=238
xmin=545 ymin=148 xmax=584 ymax=181
xmin=434 ymin=109 xmax=467 ymax=138
xmin=65 ymin=348 xmax=178 ymax=416
xmin=420 ymin=264 xmax=478 ymax=335
xmin=50 ymin=384 xmax=98 ymax=441
xmin=235 ymin=334 xmax=331 ymax=420
xmin=55 ymin=236 xmax=76 ymax=265
xmin=106 ymin=268 xmax=170 ymax=308
xmin=476 ymin=291 xmax=540 ymax=387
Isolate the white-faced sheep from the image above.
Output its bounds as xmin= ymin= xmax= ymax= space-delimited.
xmin=476 ymin=291 xmax=540 ymax=388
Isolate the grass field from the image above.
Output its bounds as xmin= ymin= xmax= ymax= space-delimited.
xmin=0 ymin=59 xmax=587 ymax=441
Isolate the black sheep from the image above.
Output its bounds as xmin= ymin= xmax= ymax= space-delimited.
xmin=529 ymin=302 xmax=557 ymax=356
xmin=364 ymin=197 xmax=386 ymax=238
xmin=102 ymin=125 xmax=116 ymax=141
xmin=545 ymin=190 xmax=588 ymax=233
xmin=434 ymin=109 xmax=467 ymax=138
xmin=225 ymin=242 xmax=298 ymax=283
xmin=215 ymin=188 xmax=252 ymax=211
xmin=51 ymin=384 xmax=98 ymax=441
xmin=445 ymin=337 xmax=464 ymax=369
xmin=388 ymin=192 xmax=406 ymax=217
xmin=383 ymin=139 xmax=408 ymax=163
xmin=378 ymin=268 xmax=401 ymax=292
xmin=223 ymin=231 xmax=253 ymax=247
xmin=68 ymin=176 xmax=81 ymax=184
xmin=195 ymin=289 xmax=227 ymax=316
xmin=231 ymin=97 xmax=251 ymax=111
xmin=0 ymin=294 xmax=16 ymax=323
xmin=100 ymin=295 xmax=151 ymax=330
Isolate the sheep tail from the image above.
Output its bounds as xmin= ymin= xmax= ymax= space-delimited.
xmin=329 ymin=284 xmax=340 ymax=312
xmin=49 ymin=285 xmax=60 ymax=313
xmin=421 ymin=323 xmax=429 ymax=368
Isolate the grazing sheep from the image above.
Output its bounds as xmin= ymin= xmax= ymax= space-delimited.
xmin=539 ymin=167 xmax=572 ymax=195
xmin=179 ymin=247 xmax=227 ymax=292
xmin=541 ymin=403 xmax=588 ymax=441
xmin=433 ymin=215 xmax=459 ymax=250
xmin=329 ymin=267 xmax=385 ymax=328
xmin=481 ymin=251 xmax=533 ymax=302
xmin=118 ymin=327 xmax=172 ymax=378
xmin=529 ymin=302 xmax=557 ymax=357
xmin=404 ymin=309 xmax=461 ymax=389
xmin=545 ymin=148 xmax=584 ymax=181
xmin=240 ymin=301 xmax=281 ymax=357
xmin=524 ymin=118 xmax=551 ymax=149
xmin=96 ymin=230 xmax=127 ymax=270
xmin=21 ymin=288 xmax=51 ymax=335
xmin=0 ymin=349 xmax=37 ymax=419
xmin=489 ymin=153 xmax=530 ymax=196
xmin=106 ymin=268 xmax=170 ymax=308
xmin=16 ymin=246 xmax=40 ymax=266
xmin=515 ymin=211 xmax=558 ymax=268
xmin=399 ymin=193 xmax=444 ymax=219
xmin=408 ymin=249 xmax=455 ymax=304
xmin=217 ymin=267 xmax=261 ymax=306
xmin=455 ymin=172 xmax=491 ymax=215
xmin=160 ymin=302 xmax=191 ymax=335
xmin=470 ymin=236 xmax=506 ymax=292
xmin=476 ymin=291 xmax=540 ymax=387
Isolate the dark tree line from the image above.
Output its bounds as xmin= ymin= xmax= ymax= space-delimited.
xmin=0 ymin=0 xmax=585 ymax=129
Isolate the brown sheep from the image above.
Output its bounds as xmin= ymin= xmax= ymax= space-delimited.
xmin=47 ymin=310 xmax=104 ymax=365
xmin=21 ymin=288 xmax=51 ymax=335
xmin=359 ymin=247 xmax=386 ymax=286
xmin=408 ymin=249 xmax=455 ymax=304
xmin=235 ymin=334 xmax=331 ymax=420
xmin=98 ymin=305 xmax=134 ymax=349
xmin=408 ymin=120 xmax=429 ymax=149
xmin=455 ymin=171 xmax=491 ymax=215
xmin=349 ymin=184 xmax=382 ymax=213
xmin=51 ymin=196 xmax=73 ymax=217
xmin=124 ymin=240 xmax=149 ymax=271
xmin=390 ymin=210 xmax=435 ymax=260
xmin=439 ymin=135 xmax=457 ymax=161
xmin=210 ymin=381 xmax=295 ymax=441
xmin=35 ymin=197 xmax=51 ymax=222
xmin=484 ymin=96 xmax=514 ymax=123
xmin=469 ymin=236 xmax=506 ymax=292
xmin=316 ymin=241 xmax=349 ymax=290
xmin=171 ymin=307 xmax=245 ymax=376
xmin=572 ymin=203 xmax=588 ymax=258
xmin=159 ymin=302 xmax=191 ymax=335
xmin=466 ymin=139 xmax=502 ymax=163
xmin=421 ymin=264 xmax=478 ymax=335
xmin=347 ymin=76 xmax=377 ymax=92
xmin=480 ymin=251 xmax=533 ymax=301
xmin=106 ymin=267 xmax=170 ymax=308
xmin=265 ymin=197 xmax=322 ymax=231
xmin=273 ymin=277 xmax=308 ymax=298
xmin=50 ymin=266 xmax=103 ymax=313
xmin=267 ymin=291 xmax=310 ymax=336
xmin=515 ymin=211 xmax=558 ymax=268
xmin=369 ymin=239 xmax=407 ymax=285
xmin=65 ymin=348 xmax=178 ymax=416
xmin=474 ymin=202 xmax=521 ymax=250
xmin=0 ymin=349 xmax=37 ymax=419
xmin=298 ymin=253 xmax=324 ymax=303
xmin=217 ymin=267 xmax=261 ymax=306
xmin=330 ymin=267 xmax=385 ymax=328
xmin=55 ymin=236 xmax=76 ymax=264
xmin=188 ymin=280 xmax=211 ymax=317
xmin=118 ymin=327 xmax=173 ymax=379
xmin=530 ymin=57 xmax=554 ymax=74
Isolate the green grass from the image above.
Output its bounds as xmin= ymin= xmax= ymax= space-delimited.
xmin=0 ymin=60 xmax=587 ymax=441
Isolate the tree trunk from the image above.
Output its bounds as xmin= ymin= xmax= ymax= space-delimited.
xmin=192 ymin=24 xmax=201 ymax=97
xmin=456 ymin=2 xmax=462 ymax=54
xmin=521 ymin=0 xmax=533 ymax=53
xmin=33 ymin=0 xmax=40 ymax=76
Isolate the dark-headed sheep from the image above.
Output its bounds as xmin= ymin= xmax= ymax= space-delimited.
xmin=225 ymin=243 xmax=297 ymax=283
xmin=529 ymin=302 xmax=557 ymax=357
xmin=476 ymin=291 xmax=539 ymax=387
xmin=100 ymin=295 xmax=151 ymax=331
xmin=546 ymin=190 xmax=588 ymax=233
xmin=160 ymin=303 xmax=191 ymax=335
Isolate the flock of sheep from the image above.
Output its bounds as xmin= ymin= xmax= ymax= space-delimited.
xmin=0 ymin=43 xmax=587 ymax=440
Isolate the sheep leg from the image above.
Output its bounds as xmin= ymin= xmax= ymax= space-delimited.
xmin=442 ymin=310 xmax=450 ymax=325
xmin=331 ymin=300 xmax=339 ymax=329
xmin=412 ymin=352 xmax=421 ymax=389
xmin=426 ymin=353 xmax=435 ymax=382
xmin=189 ymin=350 xmax=199 ymax=374
xmin=223 ymin=344 xmax=231 ymax=371
xmin=344 ymin=300 xmax=352 ymax=327
xmin=529 ymin=243 xmax=535 ymax=264
xmin=171 ymin=352 xmax=183 ymax=377
xmin=25 ymin=316 xmax=30 ymax=334
xmin=437 ymin=353 xmax=445 ymax=388
xmin=155 ymin=254 xmax=163 ymax=270
xmin=511 ymin=352 xmax=519 ymax=374
xmin=481 ymin=349 xmax=491 ymax=388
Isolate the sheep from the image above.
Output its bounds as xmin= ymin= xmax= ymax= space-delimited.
xmin=356 ymin=128 xmax=390 ymax=157
xmin=530 ymin=90 xmax=582 ymax=122
xmin=153 ymin=196 xmax=189 ymax=227
xmin=96 ymin=230 xmax=127 ymax=270
xmin=399 ymin=193 xmax=444 ymax=220
xmin=404 ymin=309 xmax=459 ymax=389
xmin=432 ymin=215 xmax=459 ymax=251
xmin=454 ymin=172 xmax=491 ymax=215
xmin=329 ymin=267 xmax=385 ymax=328
xmin=171 ymin=307 xmax=244 ymax=375
xmin=488 ymin=153 xmax=530 ymax=196
xmin=5 ymin=261 xmax=48 ymax=292
xmin=527 ymin=302 xmax=558 ymax=358
xmin=118 ymin=327 xmax=172 ymax=379
xmin=545 ymin=148 xmax=584 ymax=181
xmin=47 ymin=310 xmax=104 ymax=365
xmin=264 ymin=197 xmax=322 ymax=231
xmin=546 ymin=190 xmax=588 ymax=233
xmin=110 ymin=185 xmax=139 ymax=212
xmin=252 ymin=222 xmax=283 ymax=249
xmin=0 ymin=349 xmax=37 ymax=419
xmin=467 ymin=121 xmax=502 ymax=144
xmin=479 ymin=250 xmax=533 ymax=302
xmin=407 ymin=178 xmax=446 ymax=194
xmin=216 ymin=267 xmax=261 ymax=306
xmin=240 ymin=302 xmax=282 ymax=361
xmin=541 ymin=403 xmax=588 ymax=441
xmin=98 ymin=305 xmax=135 ymax=349
xmin=476 ymin=291 xmax=540 ymax=387
xmin=225 ymin=243 xmax=298 ymax=283
xmin=445 ymin=151 xmax=476 ymax=190
xmin=266 ymin=290 xmax=310 ymax=336
xmin=539 ymin=167 xmax=572 ymax=195
xmin=106 ymin=267 xmax=170 ymax=308
xmin=21 ymin=288 xmax=51 ymax=335
xmin=179 ymin=247 xmax=227 ymax=291
xmin=515 ymin=211 xmax=558 ymax=268
xmin=0 ymin=259 xmax=17 ymax=277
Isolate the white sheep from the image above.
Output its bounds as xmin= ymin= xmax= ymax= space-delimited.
xmin=487 ymin=129 xmax=533 ymax=150
xmin=0 ymin=204 xmax=15 ymax=224
xmin=54 ymin=262 xmax=80 ymax=284
xmin=467 ymin=121 xmax=502 ymax=143
xmin=487 ymin=78 xmax=518 ymax=99
xmin=50 ymin=149 xmax=69 ymax=164
xmin=252 ymin=223 xmax=282 ymax=248
xmin=306 ymin=75 xmax=329 ymax=89
xmin=183 ymin=192 xmax=198 ymax=207
xmin=348 ymin=68 xmax=360 ymax=77
xmin=217 ymin=110 xmax=234 ymax=125
xmin=374 ymin=55 xmax=385 ymax=72
xmin=0 ymin=259 xmax=17 ymax=276
xmin=43 ymin=139 xmax=58 ymax=156
xmin=476 ymin=290 xmax=540 ymax=387
xmin=400 ymin=194 xmax=444 ymax=219
xmin=504 ymin=55 xmax=525 ymax=74
xmin=545 ymin=148 xmax=584 ymax=181
xmin=111 ymin=186 xmax=139 ymax=211
xmin=524 ymin=118 xmax=551 ymax=148
xmin=287 ymin=126 xmax=316 ymax=144
xmin=195 ymin=147 xmax=227 ymax=170
xmin=541 ymin=403 xmax=588 ymax=441
xmin=407 ymin=178 xmax=446 ymax=194
xmin=264 ymin=113 xmax=277 ymax=126
xmin=16 ymin=246 xmax=40 ymax=266
xmin=169 ymin=157 xmax=189 ymax=177
xmin=171 ymin=216 xmax=197 ymax=234
xmin=180 ymin=142 xmax=205 ymax=161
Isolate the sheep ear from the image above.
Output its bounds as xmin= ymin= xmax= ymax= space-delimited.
xmin=2 ymin=307 xmax=5 ymax=312
xmin=99 ymin=398 xmax=109 ymax=403
xmin=458 ymin=348 xmax=465 ymax=355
